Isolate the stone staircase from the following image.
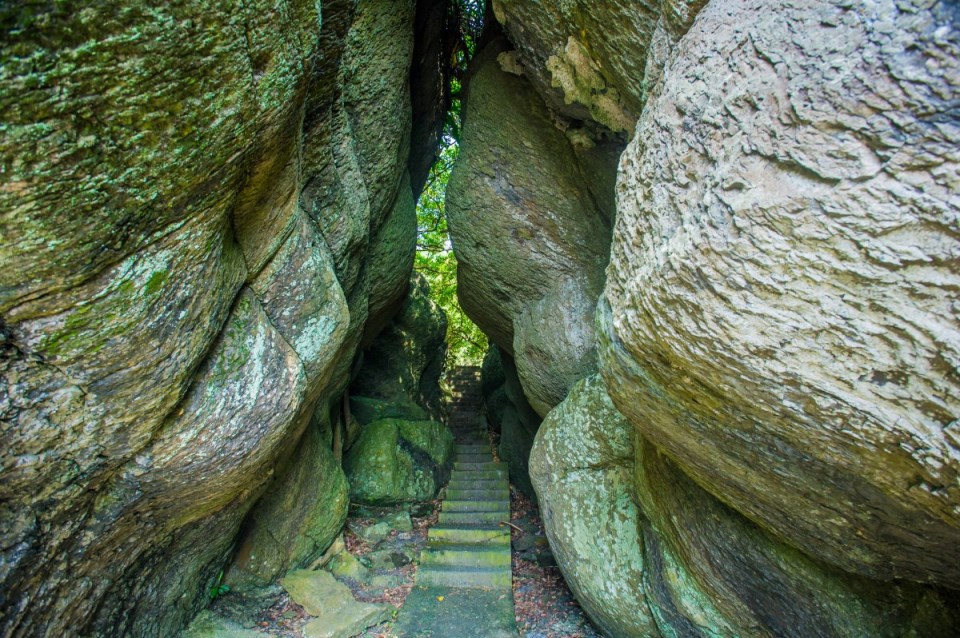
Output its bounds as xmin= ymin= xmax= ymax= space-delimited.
xmin=390 ymin=367 xmax=518 ymax=637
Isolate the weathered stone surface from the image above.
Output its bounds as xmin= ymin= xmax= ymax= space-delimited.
xmin=182 ymin=610 xmax=270 ymax=638
xmin=529 ymin=376 xmax=658 ymax=637
xmin=352 ymin=273 xmax=448 ymax=419
xmin=514 ymin=278 xmax=598 ymax=417
xmin=282 ymin=570 xmax=392 ymax=638
xmin=601 ymin=0 xmax=960 ymax=586
xmin=533 ymin=376 xmax=960 ymax=638
xmin=489 ymin=0 xmax=707 ymax=132
xmin=636 ymin=437 xmax=960 ymax=638
xmin=447 ymin=39 xmax=611 ymax=415
xmin=0 ymin=0 xmax=438 ymax=633
xmin=0 ymin=2 xmax=318 ymax=314
xmin=251 ymin=211 xmax=350 ymax=402
xmin=363 ymin=172 xmax=418 ymax=341
xmin=225 ymin=421 xmax=350 ymax=589
xmin=343 ymin=0 xmax=416 ymax=231
xmin=344 ymin=419 xmax=455 ymax=504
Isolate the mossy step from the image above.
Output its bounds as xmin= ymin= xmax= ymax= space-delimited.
xmin=443 ymin=499 xmax=510 ymax=513
xmin=417 ymin=564 xmax=512 ymax=589
xmin=449 ymin=470 xmax=507 ymax=481
xmin=455 ymin=444 xmax=490 ymax=453
xmin=447 ymin=479 xmax=509 ymax=491
xmin=454 ymin=461 xmax=508 ymax=471
xmin=420 ymin=544 xmax=511 ymax=569
xmin=428 ymin=524 xmax=510 ymax=544
xmin=390 ymin=585 xmax=518 ymax=637
xmin=456 ymin=453 xmax=493 ymax=464
xmin=438 ymin=511 xmax=509 ymax=525
xmin=446 ymin=488 xmax=510 ymax=501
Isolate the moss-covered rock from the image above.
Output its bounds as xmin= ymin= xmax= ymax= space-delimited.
xmin=350 ymin=396 xmax=430 ymax=426
xmin=532 ymin=375 xmax=960 ymax=638
xmin=344 ymin=419 xmax=454 ymax=504
xmin=225 ymin=422 xmax=350 ymax=590
xmin=182 ymin=610 xmax=271 ymax=638
xmin=352 ymin=272 xmax=448 ymax=419
xmin=530 ymin=376 xmax=657 ymax=637
xmin=0 ymin=0 xmax=439 ymax=633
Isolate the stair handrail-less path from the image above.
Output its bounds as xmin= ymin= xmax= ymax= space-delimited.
xmin=391 ymin=367 xmax=519 ymax=637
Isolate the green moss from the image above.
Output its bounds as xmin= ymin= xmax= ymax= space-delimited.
xmin=145 ymin=269 xmax=169 ymax=296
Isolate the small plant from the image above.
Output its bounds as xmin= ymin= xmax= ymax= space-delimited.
xmin=209 ymin=570 xmax=231 ymax=600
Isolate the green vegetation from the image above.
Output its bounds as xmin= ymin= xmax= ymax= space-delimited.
xmin=415 ymin=0 xmax=487 ymax=366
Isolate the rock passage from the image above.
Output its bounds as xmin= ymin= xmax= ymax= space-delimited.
xmin=392 ymin=367 xmax=518 ymax=637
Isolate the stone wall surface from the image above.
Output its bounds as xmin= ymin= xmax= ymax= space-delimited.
xmin=601 ymin=0 xmax=960 ymax=587
xmin=532 ymin=376 xmax=960 ymax=638
xmin=0 ymin=0 xmax=438 ymax=634
xmin=451 ymin=0 xmax=960 ymax=635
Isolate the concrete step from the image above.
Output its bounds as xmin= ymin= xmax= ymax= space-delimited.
xmin=455 ymin=461 xmax=507 ymax=472
xmin=443 ymin=499 xmax=510 ymax=513
xmin=449 ymin=469 xmax=507 ymax=481
xmin=428 ymin=524 xmax=510 ymax=545
xmin=455 ymin=444 xmax=490 ymax=454
xmin=446 ymin=488 xmax=510 ymax=501
xmin=417 ymin=564 xmax=512 ymax=589
xmin=438 ymin=511 xmax=509 ymax=525
xmin=447 ymin=478 xmax=509 ymax=491
xmin=420 ymin=543 xmax=511 ymax=569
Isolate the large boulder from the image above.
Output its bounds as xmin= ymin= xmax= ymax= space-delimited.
xmin=446 ymin=39 xmax=611 ymax=416
xmin=344 ymin=419 xmax=454 ymax=505
xmin=532 ymin=376 xmax=960 ymax=638
xmin=600 ymin=0 xmax=960 ymax=587
xmin=529 ymin=376 xmax=656 ymax=637
xmin=0 ymin=0 xmax=435 ymax=633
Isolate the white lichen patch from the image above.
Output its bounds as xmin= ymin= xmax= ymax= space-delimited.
xmin=546 ymin=37 xmax=634 ymax=134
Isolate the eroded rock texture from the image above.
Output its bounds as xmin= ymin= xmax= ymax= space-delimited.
xmin=0 ymin=0 xmax=445 ymax=634
xmin=451 ymin=0 xmax=960 ymax=636
xmin=602 ymin=0 xmax=960 ymax=587
xmin=532 ymin=376 xmax=960 ymax=637
xmin=446 ymin=38 xmax=612 ymax=420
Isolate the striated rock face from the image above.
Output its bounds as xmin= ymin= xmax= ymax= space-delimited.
xmin=0 ymin=0 xmax=441 ymax=634
xmin=601 ymin=0 xmax=960 ymax=587
xmin=532 ymin=376 xmax=960 ymax=638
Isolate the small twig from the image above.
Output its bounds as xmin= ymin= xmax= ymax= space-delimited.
xmin=499 ymin=520 xmax=523 ymax=533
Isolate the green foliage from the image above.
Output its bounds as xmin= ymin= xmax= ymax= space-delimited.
xmin=415 ymin=143 xmax=488 ymax=367
xmin=208 ymin=570 xmax=230 ymax=600
xmin=414 ymin=0 xmax=487 ymax=367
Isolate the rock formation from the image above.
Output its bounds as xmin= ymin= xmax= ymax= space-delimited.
xmin=3 ymin=0 xmax=959 ymax=636
xmin=0 ymin=0 xmax=449 ymax=634
xmin=449 ymin=0 xmax=960 ymax=636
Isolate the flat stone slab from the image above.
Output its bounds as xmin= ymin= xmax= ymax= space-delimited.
xmin=281 ymin=570 xmax=391 ymax=638
xmin=391 ymin=586 xmax=518 ymax=637
xmin=182 ymin=610 xmax=270 ymax=638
